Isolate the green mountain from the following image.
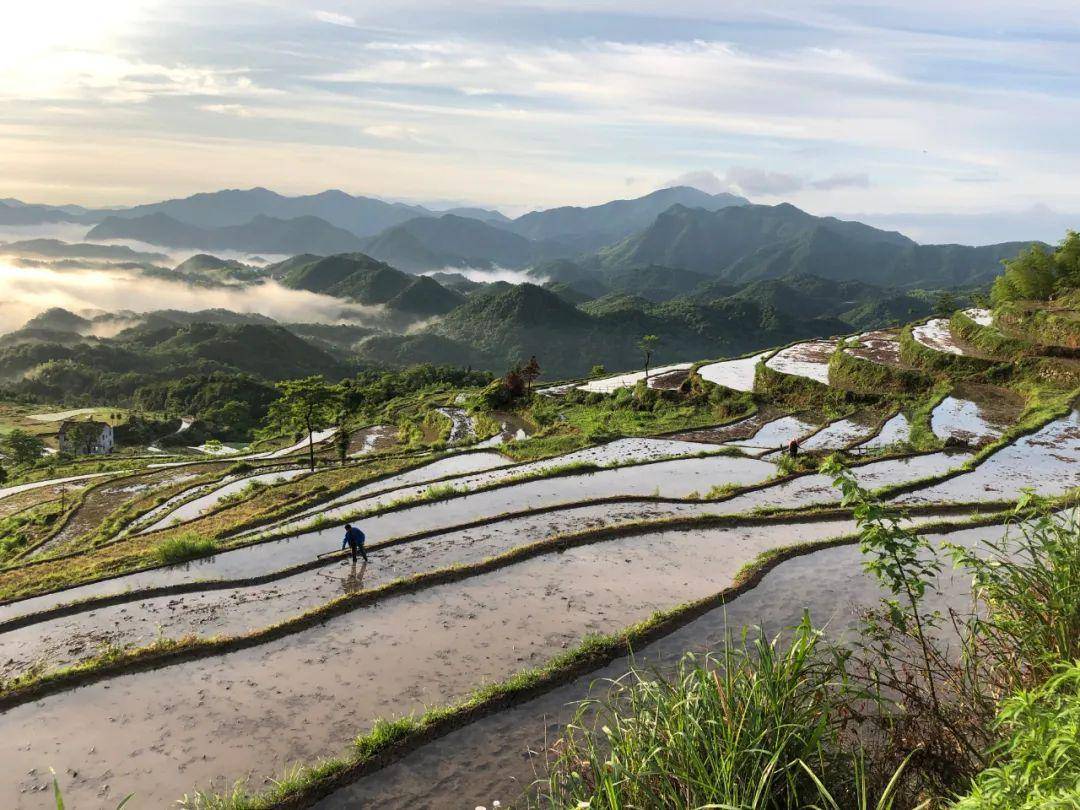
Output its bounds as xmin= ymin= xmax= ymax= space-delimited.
xmin=358 ymin=214 xmax=541 ymax=271
xmin=88 ymin=213 xmax=367 ymax=254
xmin=396 ymin=281 xmax=849 ymax=377
xmin=509 ymin=186 xmax=748 ymax=253
xmin=280 ymin=254 xmax=464 ymax=316
xmin=599 ymin=203 xmax=1035 ymax=288
xmin=534 ymin=261 xmax=714 ymax=303
xmin=173 ymin=254 xmax=261 ymax=283
xmin=0 ymin=238 xmax=169 ymax=263
xmin=106 ymin=187 xmax=430 ymax=237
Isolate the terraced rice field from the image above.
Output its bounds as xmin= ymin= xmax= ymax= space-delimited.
xmin=0 ymin=352 xmax=1077 ymax=807
xmin=764 ymin=339 xmax=838 ymax=383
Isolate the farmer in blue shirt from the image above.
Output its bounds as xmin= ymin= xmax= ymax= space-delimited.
xmin=342 ymin=523 xmax=368 ymax=563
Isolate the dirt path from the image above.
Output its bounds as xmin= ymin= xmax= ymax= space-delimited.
xmin=1 ymin=519 xmax=859 ymax=808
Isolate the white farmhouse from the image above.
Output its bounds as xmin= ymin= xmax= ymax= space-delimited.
xmin=58 ymin=419 xmax=115 ymax=455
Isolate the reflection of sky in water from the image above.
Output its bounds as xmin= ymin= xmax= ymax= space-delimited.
xmin=698 ymin=352 xmax=768 ymax=392
xmin=899 ymin=410 xmax=1080 ymax=504
xmin=858 ymin=412 xmax=910 ymax=449
xmin=765 ymin=340 xmax=837 ymax=384
xmin=931 ymin=396 xmax=1005 ymax=442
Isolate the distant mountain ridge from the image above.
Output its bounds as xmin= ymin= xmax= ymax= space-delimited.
xmin=596 ymin=202 xmax=1037 ymax=288
xmin=87 ymin=213 xmax=366 ymax=255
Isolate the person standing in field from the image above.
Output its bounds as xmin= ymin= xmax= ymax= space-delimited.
xmin=787 ymin=437 xmax=799 ymax=458
xmin=342 ymin=523 xmax=368 ymax=563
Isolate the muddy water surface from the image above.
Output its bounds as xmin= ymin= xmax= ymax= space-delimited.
xmin=698 ymin=352 xmax=768 ymax=392
xmin=898 ymin=410 xmax=1080 ymax=505
xmin=764 ymin=339 xmax=838 ymax=384
xmin=0 ymin=519 xmax=857 ymax=808
xmin=315 ymin=523 xmax=1006 ymax=809
xmin=0 ymin=501 xmax=722 ymax=678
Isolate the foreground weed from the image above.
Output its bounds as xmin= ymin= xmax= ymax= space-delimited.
xmin=52 ymin=771 xmax=133 ymax=809
xmin=154 ymin=532 xmax=216 ymax=565
xmin=533 ymin=617 xmax=851 ymax=809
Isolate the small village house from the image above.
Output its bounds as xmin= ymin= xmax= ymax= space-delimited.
xmin=58 ymin=419 xmax=114 ymax=455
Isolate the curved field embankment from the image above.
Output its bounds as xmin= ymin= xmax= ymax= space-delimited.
xmin=0 ymin=505 xmax=1027 ymax=808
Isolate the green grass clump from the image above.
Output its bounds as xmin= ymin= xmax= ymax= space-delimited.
xmin=954 ymin=661 xmax=1080 ymax=809
xmin=533 ymin=617 xmax=886 ymax=809
xmin=154 ymin=533 xmax=216 ymax=565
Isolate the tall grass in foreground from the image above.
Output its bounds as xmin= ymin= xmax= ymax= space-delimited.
xmin=154 ymin=532 xmax=216 ymax=565
xmin=534 ymin=617 xmax=908 ymax=809
xmin=537 ymin=468 xmax=1080 ymax=809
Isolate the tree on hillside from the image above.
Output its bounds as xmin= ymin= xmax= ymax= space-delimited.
xmin=2 ymin=430 xmax=45 ymax=466
xmin=1054 ymin=230 xmax=1080 ymax=291
xmin=935 ymin=291 xmax=957 ymax=316
xmin=992 ymin=244 xmax=1057 ymax=305
xmin=637 ymin=334 xmax=660 ymax=380
xmin=521 ymin=356 xmax=541 ymax=393
xmin=0 ymin=464 xmax=7 ymax=486
xmin=335 ymin=423 xmax=351 ymax=466
xmin=266 ymin=376 xmax=340 ymax=471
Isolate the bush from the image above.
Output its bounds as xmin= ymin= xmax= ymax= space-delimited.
xmin=533 ymin=618 xmax=854 ymax=809
xmin=154 ymin=533 xmax=216 ymax=565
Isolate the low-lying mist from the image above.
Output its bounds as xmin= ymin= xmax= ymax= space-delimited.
xmin=0 ymin=262 xmax=390 ymax=335
xmin=427 ymin=266 xmax=546 ymax=285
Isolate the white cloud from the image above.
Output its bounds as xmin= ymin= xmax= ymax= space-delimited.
xmin=313 ymin=10 xmax=356 ymax=27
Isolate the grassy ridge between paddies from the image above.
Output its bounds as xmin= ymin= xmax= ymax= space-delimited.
xmin=166 ymin=504 xmax=1057 ymax=810
xmin=0 ymin=435 xmax=997 ymax=637
xmin=827 ymin=338 xmax=933 ymax=395
xmin=0 ymin=451 xmax=451 ymax=603
xmin=0 ymin=486 xmax=1021 ymax=710
xmin=0 ymin=404 xmax=768 ymax=605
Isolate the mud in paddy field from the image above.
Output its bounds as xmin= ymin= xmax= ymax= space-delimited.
xmin=313 ymin=522 xmax=1009 ymax=808
xmin=245 ymin=446 xmax=771 ymax=542
xmin=898 ymin=409 xmax=1080 ymax=505
xmin=0 ymin=501 xmax=721 ymax=678
xmin=0 ymin=519 xmax=858 ymax=807
xmin=25 ymin=464 xmax=223 ymax=559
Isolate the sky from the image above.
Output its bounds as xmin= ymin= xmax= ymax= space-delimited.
xmin=2 ymin=0 xmax=1079 ymax=239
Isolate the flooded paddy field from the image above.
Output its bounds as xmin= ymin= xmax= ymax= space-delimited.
xmin=719 ymin=450 xmax=969 ymax=513
xmin=25 ymin=465 xmax=222 ymax=559
xmin=135 ymin=466 xmax=310 ymax=534
xmin=577 ymin=363 xmax=693 ymax=394
xmin=0 ymin=501 xmax=727 ymax=679
xmin=313 ymin=522 xmax=1007 ymax=809
xmin=254 ymin=439 xmax=727 ymax=538
xmin=897 ymin=410 xmax=1080 ymax=505
xmin=723 ymin=414 xmax=820 ymax=453
xmin=930 ymin=384 xmax=1024 ymax=446
xmin=698 ymin=352 xmax=769 ymax=392
xmin=845 ymin=328 xmax=902 ymax=365
xmin=857 ymin=411 xmax=910 ymax=450
xmin=0 ymin=519 xmax=858 ymax=808
xmin=764 ymin=339 xmax=838 ymax=384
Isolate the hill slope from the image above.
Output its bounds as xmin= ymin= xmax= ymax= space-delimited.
xmin=599 ymin=203 xmax=1035 ymax=288
xmin=88 ymin=213 xmax=366 ymax=254
xmin=509 ymin=186 xmax=748 ymax=252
